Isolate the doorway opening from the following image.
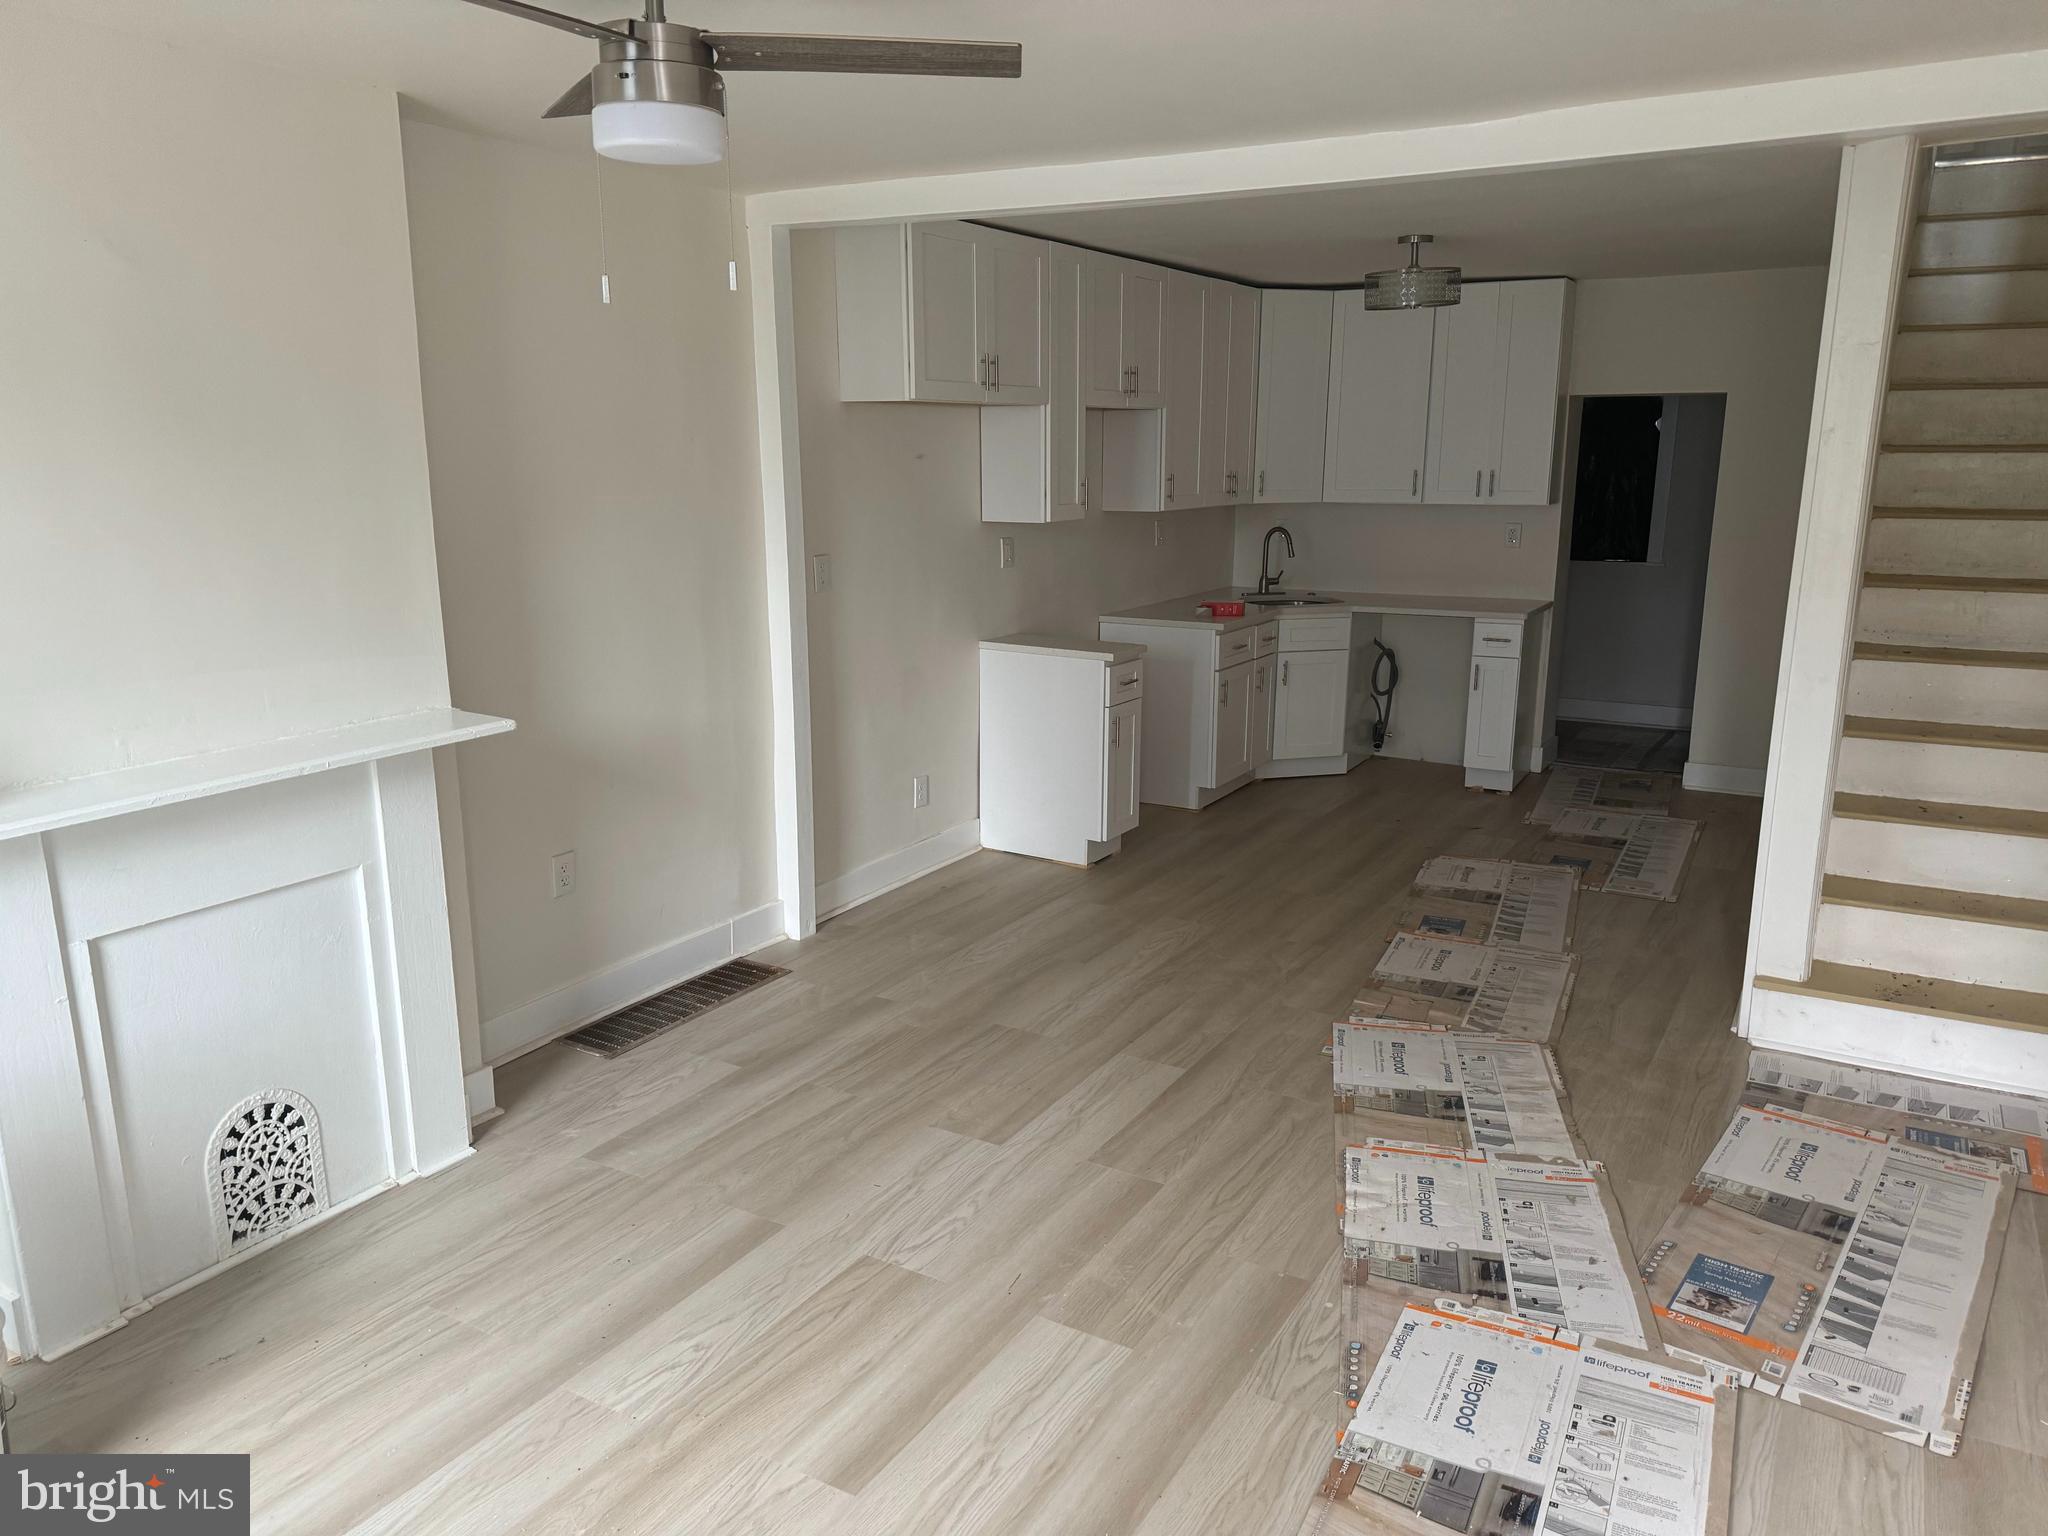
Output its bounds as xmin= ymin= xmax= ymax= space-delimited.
xmin=1555 ymin=393 xmax=1727 ymax=774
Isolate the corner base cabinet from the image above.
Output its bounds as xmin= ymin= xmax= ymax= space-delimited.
xmin=1257 ymin=611 xmax=1380 ymax=779
xmin=980 ymin=636 xmax=1146 ymax=865
xmin=1096 ymin=617 xmax=1274 ymax=810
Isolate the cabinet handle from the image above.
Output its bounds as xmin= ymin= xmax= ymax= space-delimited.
xmin=1475 ymin=469 xmax=1482 ymax=497
xmin=1473 ymin=663 xmax=1481 ymax=691
xmin=1257 ymin=469 xmax=1265 ymax=496
xmin=991 ymin=354 xmax=999 ymax=392
xmin=1165 ymin=472 xmax=1175 ymax=503
xmin=1220 ymin=679 xmax=1229 ymax=706
xmin=1080 ymin=476 xmax=1087 ymax=506
xmin=1255 ymin=668 xmax=1265 ymax=693
xmin=1110 ymin=716 xmax=1120 ymax=748
xmin=1489 ymin=469 xmax=1495 ymax=497
xmin=1281 ymin=659 xmax=1289 ymax=686
xmin=1411 ymin=468 xmax=1418 ymax=496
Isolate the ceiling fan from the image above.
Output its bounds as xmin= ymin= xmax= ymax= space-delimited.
xmin=457 ymin=0 xmax=1023 ymax=165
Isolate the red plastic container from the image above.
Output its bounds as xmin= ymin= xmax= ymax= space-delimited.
xmin=1200 ymin=600 xmax=1247 ymax=618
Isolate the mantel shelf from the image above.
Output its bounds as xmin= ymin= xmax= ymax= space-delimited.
xmin=0 ymin=708 xmax=515 ymax=842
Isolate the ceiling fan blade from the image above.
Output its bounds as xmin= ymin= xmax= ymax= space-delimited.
xmin=456 ymin=0 xmax=633 ymax=46
xmin=700 ymin=33 xmax=1022 ymax=78
xmin=542 ymin=70 xmax=596 ymax=118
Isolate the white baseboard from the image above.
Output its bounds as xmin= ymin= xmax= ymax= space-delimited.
xmin=463 ymin=1066 xmax=499 ymax=1127
xmin=480 ymin=899 xmax=788 ymax=1066
xmin=1558 ymin=698 xmax=1694 ymax=728
xmin=1682 ymin=760 xmax=1767 ymax=796
xmin=817 ymin=819 xmax=981 ymax=922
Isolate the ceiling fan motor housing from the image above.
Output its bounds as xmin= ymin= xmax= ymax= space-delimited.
xmin=593 ymin=19 xmax=724 ymax=117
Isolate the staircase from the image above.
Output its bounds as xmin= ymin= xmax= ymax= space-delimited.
xmin=1754 ymin=153 xmax=2048 ymax=1045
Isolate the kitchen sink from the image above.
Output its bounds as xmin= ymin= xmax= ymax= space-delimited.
xmin=1239 ymin=592 xmax=1339 ymax=606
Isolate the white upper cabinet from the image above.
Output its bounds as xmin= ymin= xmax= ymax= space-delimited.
xmin=1223 ymin=287 xmax=1260 ymax=503
xmin=1082 ymin=251 xmax=1169 ymax=408
xmin=980 ymin=243 xmax=1091 ymax=524
xmin=1324 ymin=302 xmax=1435 ymax=504
xmin=1424 ymin=278 xmax=1571 ymax=506
xmin=1253 ymin=289 xmax=1334 ymax=503
xmin=1161 ymin=271 xmax=1206 ymax=509
xmin=833 ymin=220 xmax=1047 ymax=405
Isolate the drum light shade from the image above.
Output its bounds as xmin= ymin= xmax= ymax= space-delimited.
xmin=591 ymin=99 xmax=725 ymax=164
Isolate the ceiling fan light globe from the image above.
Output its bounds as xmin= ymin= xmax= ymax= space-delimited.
xmin=591 ymin=100 xmax=725 ymax=165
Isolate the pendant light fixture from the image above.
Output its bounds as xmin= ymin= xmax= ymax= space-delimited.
xmin=1362 ymin=234 xmax=1461 ymax=311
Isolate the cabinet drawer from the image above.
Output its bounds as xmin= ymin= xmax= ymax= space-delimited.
xmin=1214 ymin=627 xmax=1257 ymax=669
xmin=1472 ymin=620 xmax=1524 ymax=659
xmin=1254 ymin=622 xmax=1280 ymax=657
xmin=1277 ymin=614 xmax=1352 ymax=652
xmin=1105 ymin=659 xmax=1145 ymax=705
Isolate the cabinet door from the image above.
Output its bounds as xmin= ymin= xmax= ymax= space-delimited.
xmin=1254 ymin=289 xmax=1334 ymax=502
xmin=1122 ymin=265 xmax=1168 ymax=407
xmin=1492 ymin=280 xmax=1570 ymax=504
xmin=984 ymin=231 xmax=1048 ymax=404
xmin=1249 ymin=654 xmax=1276 ymax=769
xmin=1081 ymin=252 xmax=1129 ymax=408
xmin=1324 ymin=303 xmax=1435 ymax=503
xmin=1161 ymin=270 xmax=1206 ymax=509
xmin=1205 ymin=660 xmax=1254 ymax=787
xmin=1423 ymin=282 xmax=1505 ymax=504
xmin=1195 ymin=280 xmax=1235 ymax=506
xmin=1046 ymin=244 xmax=1088 ymax=519
xmin=1224 ymin=287 xmax=1260 ymax=499
xmin=1464 ymin=654 xmax=1518 ymax=774
xmin=1103 ymin=699 xmax=1143 ymax=839
xmin=907 ymin=223 xmax=988 ymax=403
xmin=1272 ymin=649 xmax=1349 ymax=760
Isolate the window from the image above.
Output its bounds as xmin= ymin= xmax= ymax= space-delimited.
xmin=1569 ymin=396 xmax=1664 ymax=563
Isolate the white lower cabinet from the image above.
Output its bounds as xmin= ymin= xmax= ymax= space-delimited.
xmin=1272 ymin=649 xmax=1349 ymax=760
xmin=1248 ymin=654 xmax=1276 ymax=771
xmin=980 ymin=637 xmax=1147 ymax=864
xmin=1096 ymin=618 xmax=1265 ymax=809
xmin=1206 ymin=660 xmax=1254 ymax=788
xmin=1261 ymin=611 xmax=1380 ymax=778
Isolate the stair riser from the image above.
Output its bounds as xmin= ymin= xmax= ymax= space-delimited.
xmin=1926 ymin=160 xmax=2048 ymax=217
xmin=1826 ymin=815 xmax=2048 ymax=900
xmin=1882 ymin=387 xmax=2048 ymax=446
xmin=1857 ymin=586 xmax=2048 ymax=649
xmin=1872 ymin=450 xmax=2048 ymax=508
xmin=1848 ymin=657 xmax=2048 ymax=728
xmin=1747 ymin=986 xmax=2048 ymax=1097
xmin=1890 ymin=325 xmax=2048 ymax=383
xmin=1913 ymin=215 xmax=2048 ymax=270
xmin=1898 ymin=270 xmax=2048 ymax=326
xmin=1835 ymin=737 xmax=2048 ymax=812
xmin=1864 ymin=514 xmax=2048 ymax=575
xmin=1814 ymin=902 xmax=2048 ymax=991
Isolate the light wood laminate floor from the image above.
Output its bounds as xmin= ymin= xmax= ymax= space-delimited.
xmin=11 ymin=759 xmax=2045 ymax=1534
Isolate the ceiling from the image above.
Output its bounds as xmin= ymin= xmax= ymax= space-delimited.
xmin=39 ymin=1 xmax=2048 ymax=193
xmin=992 ymin=144 xmax=1845 ymax=285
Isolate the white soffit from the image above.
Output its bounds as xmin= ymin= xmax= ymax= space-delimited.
xmin=20 ymin=0 xmax=2048 ymax=193
xmin=990 ymin=144 xmax=1844 ymax=284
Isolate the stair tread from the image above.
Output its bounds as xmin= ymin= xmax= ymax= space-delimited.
xmin=1754 ymin=962 xmax=2048 ymax=1034
xmin=1820 ymin=875 xmax=2048 ymax=933
xmin=1833 ymin=791 xmax=2048 ymax=838
xmin=1853 ymin=641 xmax=2048 ymax=669
xmin=1870 ymin=505 xmax=2048 ymax=520
xmin=1862 ymin=572 xmax=2048 ymax=592
xmin=1842 ymin=715 xmax=2048 ymax=751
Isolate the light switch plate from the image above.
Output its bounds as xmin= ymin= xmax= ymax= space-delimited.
xmin=998 ymin=536 xmax=1016 ymax=570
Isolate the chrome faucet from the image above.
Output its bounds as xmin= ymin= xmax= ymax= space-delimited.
xmin=1257 ymin=525 xmax=1295 ymax=595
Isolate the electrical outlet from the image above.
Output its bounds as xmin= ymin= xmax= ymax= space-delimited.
xmin=551 ymin=850 xmax=576 ymax=899
xmin=811 ymin=553 xmax=832 ymax=591
xmin=1152 ymin=518 xmax=1165 ymax=548
xmin=1505 ymin=523 xmax=1522 ymax=549
xmin=912 ymin=773 xmax=930 ymax=810
xmin=998 ymin=536 xmax=1016 ymax=570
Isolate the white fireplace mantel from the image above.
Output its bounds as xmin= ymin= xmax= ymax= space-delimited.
xmin=0 ymin=708 xmax=512 ymax=1361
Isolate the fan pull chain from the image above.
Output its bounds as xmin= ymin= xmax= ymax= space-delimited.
xmin=722 ymin=117 xmax=739 ymax=292
xmin=593 ymin=151 xmax=613 ymax=305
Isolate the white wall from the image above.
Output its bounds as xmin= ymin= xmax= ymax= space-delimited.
xmin=1568 ymin=269 xmax=1830 ymax=780
xmin=789 ymin=230 xmax=1237 ymax=900
xmin=0 ymin=10 xmax=451 ymax=789
xmin=1558 ymin=394 xmax=1726 ymax=724
xmin=1236 ymin=268 xmax=1826 ymax=780
xmin=401 ymin=122 xmax=779 ymax=1052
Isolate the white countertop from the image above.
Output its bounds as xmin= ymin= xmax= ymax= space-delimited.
xmin=982 ymin=632 xmax=1149 ymax=664
xmin=1099 ymin=589 xmax=1552 ymax=632
xmin=0 ymin=708 xmax=516 ymax=842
